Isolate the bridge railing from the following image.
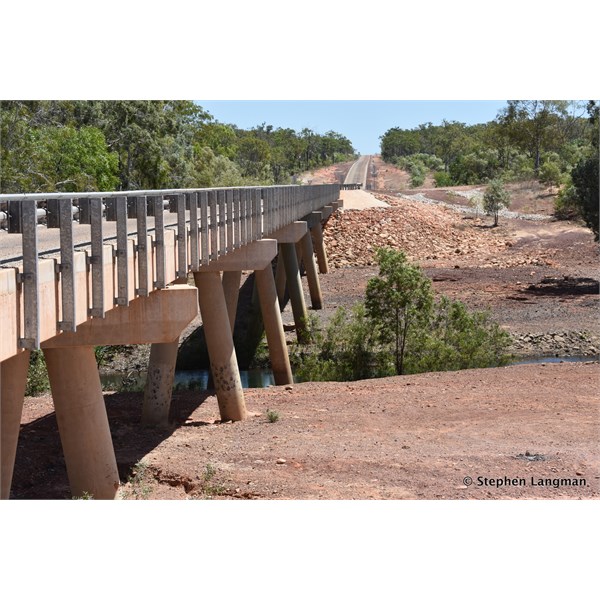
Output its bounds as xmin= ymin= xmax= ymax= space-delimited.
xmin=340 ymin=183 xmax=362 ymax=190
xmin=0 ymin=184 xmax=340 ymax=354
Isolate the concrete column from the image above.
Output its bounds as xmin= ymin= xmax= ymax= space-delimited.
xmin=311 ymin=221 xmax=329 ymax=274
xmin=43 ymin=346 xmax=120 ymax=499
xmin=139 ymin=278 xmax=193 ymax=428
xmin=142 ymin=338 xmax=179 ymax=427
xmin=299 ymin=231 xmax=323 ymax=310
xmin=254 ymin=266 xmax=294 ymax=385
xmin=280 ymin=243 xmax=309 ymax=344
xmin=222 ymin=270 xmax=242 ymax=333
xmin=275 ymin=257 xmax=287 ymax=308
xmin=1 ymin=351 xmax=30 ymax=500
xmin=193 ymin=271 xmax=247 ymax=421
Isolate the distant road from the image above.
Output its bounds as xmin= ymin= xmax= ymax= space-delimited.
xmin=344 ymin=155 xmax=371 ymax=188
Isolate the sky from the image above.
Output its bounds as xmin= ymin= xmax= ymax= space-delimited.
xmin=196 ymin=100 xmax=509 ymax=155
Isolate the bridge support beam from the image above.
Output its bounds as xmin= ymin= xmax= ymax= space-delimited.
xmin=194 ymin=271 xmax=247 ymax=422
xmin=1 ymin=351 xmax=30 ymax=500
xmin=254 ymin=266 xmax=293 ymax=385
xmin=43 ymin=346 xmax=120 ymax=499
xmin=311 ymin=220 xmax=329 ymax=274
xmin=142 ymin=338 xmax=179 ymax=427
xmin=280 ymin=243 xmax=309 ymax=344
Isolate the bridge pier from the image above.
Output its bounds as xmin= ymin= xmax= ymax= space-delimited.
xmin=222 ymin=270 xmax=242 ymax=333
xmin=142 ymin=339 xmax=179 ymax=427
xmin=254 ymin=265 xmax=294 ymax=385
xmin=194 ymin=271 xmax=247 ymax=421
xmin=298 ymin=231 xmax=323 ymax=310
xmin=279 ymin=243 xmax=309 ymax=344
xmin=275 ymin=257 xmax=287 ymax=308
xmin=44 ymin=345 xmax=120 ymax=499
xmin=311 ymin=220 xmax=329 ymax=274
xmin=1 ymin=351 xmax=30 ymax=500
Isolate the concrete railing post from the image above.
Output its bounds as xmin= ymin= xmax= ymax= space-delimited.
xmin=43 ymin=346 xmax=120 ymax=499
xmin=280 ymin=242 xmax=309 ymax=344
xmin=1 ymin=351 xmax=30 ymax=499
xmin=193 ymin=271 xmax=247 ymax=421
xmin=254 ymin=266 xmax=294 ymax=385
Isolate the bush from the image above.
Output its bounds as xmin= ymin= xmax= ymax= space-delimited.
xmin=539 ymin=160 xmax=563 ymax=188
xmin=433 ymin=171 xmax=453 ymax=187
xmin=25 ymin=350 xmax=50 ymax=396
xmin=554 ymin=181 xmax=580 ymax=220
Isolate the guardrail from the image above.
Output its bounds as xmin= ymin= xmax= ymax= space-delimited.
xmin=340 ymin=183 xmax=362 ymax=190
xmin=0 ymin=184 xmax=340 ymax=353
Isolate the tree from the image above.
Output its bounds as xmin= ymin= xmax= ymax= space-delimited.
xmin=496 ymin=101 xmax=570 ymax=175
xmin=570 ymin=101 xmax=599 ymax=240
xmin=483 ymin=179 xmax=511 ymax=226
xmin=365 ymin=248 xmax=433 ymax=375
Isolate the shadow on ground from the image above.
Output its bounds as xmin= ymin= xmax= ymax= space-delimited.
xmin=10 ymin=390 xmax=212 ymax=499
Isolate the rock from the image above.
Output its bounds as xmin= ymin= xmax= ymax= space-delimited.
xmin=276 ymin=458 xmax=287 ymax=465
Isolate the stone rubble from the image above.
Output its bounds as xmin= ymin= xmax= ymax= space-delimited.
xmin=323 ymin=193 xmax=554 ymax=269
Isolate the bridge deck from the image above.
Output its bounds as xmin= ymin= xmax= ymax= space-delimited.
xmin=0 ymin=184 xmax=340 ymax=362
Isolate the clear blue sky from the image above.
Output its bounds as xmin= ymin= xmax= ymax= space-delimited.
xmin=196 ymin=100 xmax=508 ymax=155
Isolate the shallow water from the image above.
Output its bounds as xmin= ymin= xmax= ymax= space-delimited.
xmin=100 ymin=368 xmax=276 ymax=391
xmin=509 ymin=355 xmax=597 ymax=366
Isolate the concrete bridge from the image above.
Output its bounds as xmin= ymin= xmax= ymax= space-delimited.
xmin=0 ymin=184 xmax=342 ymax=499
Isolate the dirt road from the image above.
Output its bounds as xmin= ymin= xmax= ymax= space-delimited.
xmin=344 ymin=155 xmax=371 ymax=187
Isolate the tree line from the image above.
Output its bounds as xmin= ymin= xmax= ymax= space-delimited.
xmin=0 ymin=100 xmax=356 ymax=194
xmin=379 ymin=100 xmax=599 ymax=238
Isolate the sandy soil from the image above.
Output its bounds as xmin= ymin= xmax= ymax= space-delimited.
xmin=9 ymin=159 xmax=600 ymax=500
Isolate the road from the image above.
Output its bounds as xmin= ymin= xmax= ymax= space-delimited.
xmin=344 ymin=155 xmax=371 ymax=188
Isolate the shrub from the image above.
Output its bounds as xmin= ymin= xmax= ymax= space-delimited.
xmin=539 ymin=160 xmax=563 ymax=188
xmin=25 ymin=350 xmax=50 ymax=396
xmin=554 ymin=180 xmax=580 ymax=220
xmin=433 ymin=171 xmax=453 ymax=187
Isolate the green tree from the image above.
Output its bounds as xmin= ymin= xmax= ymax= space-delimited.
xmin=483 ymin=179 xmax=511 ymax=226
xmin=496 ymin=100 xmax=570 ymax=175
xmin=570 ymin=101 xmax=599 ymax=240
xmin=365 ymin=248 xmax=433 ymax=375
